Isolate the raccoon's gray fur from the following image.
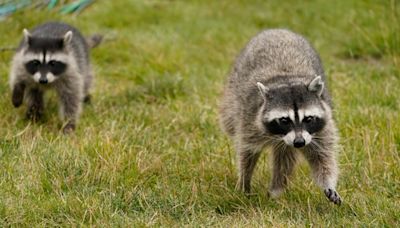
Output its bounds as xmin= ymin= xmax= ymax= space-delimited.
xmin=219 ymin=29 xmax=341 ymax=205
xmin=9 ymin=22 xmax=98 ymax=133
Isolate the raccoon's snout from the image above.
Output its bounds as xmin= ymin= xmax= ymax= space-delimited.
xmin=39 ymin=78 xmax=48 ymax=84
xmin=293 ymin=137 xmax=306 ymax=148
xmin=282 ymin=130 xmax=312 ymax=148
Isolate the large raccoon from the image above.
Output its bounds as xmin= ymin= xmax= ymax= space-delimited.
xmin=219 ymin=29 xmax=341 ymax=205
xmin=9 ymin=22 xmax=100 ymax=133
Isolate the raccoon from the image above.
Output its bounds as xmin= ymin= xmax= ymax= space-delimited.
xmin=219 ymin=29 xmax=341 ymax=205
xmin=9 ymin=22 xmax=98 ymax=133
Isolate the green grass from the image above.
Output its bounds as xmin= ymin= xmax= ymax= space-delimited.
xmin=0 ymin=0 xmax=399 ymax=226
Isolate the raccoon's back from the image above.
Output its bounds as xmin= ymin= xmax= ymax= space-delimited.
xmin=231 ymin=29 xmax=325 ymax=86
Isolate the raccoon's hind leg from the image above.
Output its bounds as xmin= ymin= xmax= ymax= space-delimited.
xmin=303 ymin=137 xmax=341 ymax=205
xmin=25 ymin=88 xmax=44 ymax=122
xmin=235 ymin=137 xmax=263 ymax=193
xmin=269 ymin=145 xmax=298 ymax=198
xmin=57 ymin=84 xmax=83 ymax=134
xmin=83 ymin=69 xmax=94 ymax=104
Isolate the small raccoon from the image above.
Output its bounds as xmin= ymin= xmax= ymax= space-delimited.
xmin=219 ymin=29 xmax=341 ymax=205
xmin=9 ymin=22 xmax=99 ymax=133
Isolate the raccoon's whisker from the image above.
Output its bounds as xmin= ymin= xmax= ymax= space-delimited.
xmin=273 ymin=141 xmax=287 ymax=154
xmin=262 ymin=136 xmax=281 ymax=145
xmin=310 ymin=140 xmax=326 ymax=151
xmin=264 ymin=135 xmax=280 ymax=140
xmin=311 ymin=135 xmax=331 ymax=140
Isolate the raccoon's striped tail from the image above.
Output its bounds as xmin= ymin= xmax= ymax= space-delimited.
xmin=86 ymin=34 xmax=103 ymax=49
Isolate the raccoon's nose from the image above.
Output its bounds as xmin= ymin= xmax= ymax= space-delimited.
xmin=39 ymin=78 xmax=48 ymax=84
xmin=293 ymin=137 xmax=305 ymax=148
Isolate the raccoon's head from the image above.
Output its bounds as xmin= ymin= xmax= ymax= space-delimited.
xmin=20 ymin=29 xmax=73 ymax=84
xmin=257 ymin=76 xmax=329 ymax=148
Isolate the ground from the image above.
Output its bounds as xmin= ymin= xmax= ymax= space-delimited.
xmin=0 ymin=0 xmax=399 ymax=226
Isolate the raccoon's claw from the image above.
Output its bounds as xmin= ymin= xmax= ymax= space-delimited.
xmin=63 ymin=123 xmax=76 ymax=134
xmin=269 ymin=188 xmax=284 ymax=199
xmin=12 ymin=96 xmax=23 ymax=108
xmin=324 ymin=188 xmax=342 ymax=205
xmin=235 ymin=179 xmax=251 ymax=194
xmin=26 ymin=107 xmax=42 ymax=122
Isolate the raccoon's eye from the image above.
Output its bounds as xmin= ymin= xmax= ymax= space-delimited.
xmin=29 ymin=60 xmax=41 ymax=66
xmin=48 ymin=60 xmax=67 ymax=75
xmin=278 ymin=117 xmax=291 ymax=125
xmin=25 ymin=60 xmax=41 ymax=74
xmin=33 ymin=60 xmax=40 ymax=66
xmin=304 ymin=116 xmax=315 ymax=123
xmin=48 ymin=60 xmax=64 ymax=68
xmin=48 ymin=60 xmax=58 ymax=67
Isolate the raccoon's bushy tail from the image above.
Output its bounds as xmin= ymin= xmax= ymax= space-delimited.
xmin=86 ymin=34 xmax=103 ymax=49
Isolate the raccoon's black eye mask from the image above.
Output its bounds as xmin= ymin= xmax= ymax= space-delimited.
xmin=265 ymin=117 xmax=293 ymax=135
xmin=25 ymin=60 xmax=67 ymax=75
xmin=265 ymin=115 xmax=326 ymax=135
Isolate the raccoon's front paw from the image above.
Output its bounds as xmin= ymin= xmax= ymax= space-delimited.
xmin=12 ymin=95 xmax=23 ymax=108
xmin=26 ymin=107 xmax=42 ymax=122
xmin=324 ymin=188 xmax=342 ymax=205
xmin=63 ymin=123 xmax=76 ymax=134
xmin=83 ymin=94 xmax=91 ymax=104
xmin=235 ymin=179 xmax=251 ymax=194
xmin=268 ymin=188 xmax=284 ymax=199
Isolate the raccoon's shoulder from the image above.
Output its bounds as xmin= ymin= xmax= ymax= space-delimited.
xmin=233 ymin=29 xmax=324 ymax=80
xmin=247 ymin=29 xmax=311 ymax=49
xmin=232 ymin=29 xmax=306 ymax=71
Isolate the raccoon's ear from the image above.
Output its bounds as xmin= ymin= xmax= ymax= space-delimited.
xmin=257 ymin=82 xmax=268 ymax=98
xmin=23 ymin=29 xmax=31 ymax=44
xmin=308 ymin=76 xmax=324 ymax=97
xmin=63 ymin=31 xmax=73 ymax=44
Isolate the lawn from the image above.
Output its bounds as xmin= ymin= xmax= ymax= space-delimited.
xmin=0 ymin=0 xmax=399 ymax=226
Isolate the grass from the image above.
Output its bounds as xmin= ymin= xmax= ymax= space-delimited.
xmin=0 ymin=0 xmax=399 ymax=226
